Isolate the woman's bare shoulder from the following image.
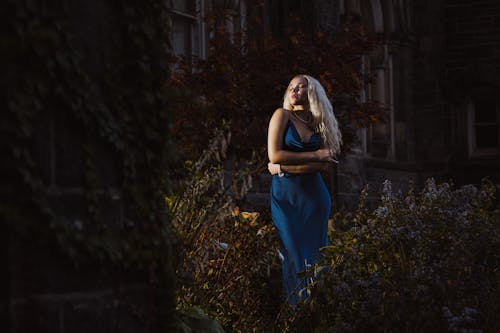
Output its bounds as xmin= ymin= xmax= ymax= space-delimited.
xmin=271 ymin=108 xmax=291 ymax=121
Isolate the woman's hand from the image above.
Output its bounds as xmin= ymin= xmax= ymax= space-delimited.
xmin=315 ymin=148 xmax=339 ymax=164
xmin=315 ymin=148 xmax=336 ymax=162
xmin=268 ymin=162 xmax=281 ymax=175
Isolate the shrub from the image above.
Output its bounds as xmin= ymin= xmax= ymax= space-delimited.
xmin=170 ymin=129 xmax=282 ymax=332
xmin=170 ymin=129 xmax=499 ymax=332
xmin=287 ymin=179 xmax=500 ymax=333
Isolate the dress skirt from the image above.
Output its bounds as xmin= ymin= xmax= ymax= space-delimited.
xmin=270 ymin=169 xmax=331 ymax=304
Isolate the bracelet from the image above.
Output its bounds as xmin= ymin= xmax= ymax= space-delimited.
xmin=278 ymin=164 xmax=285 ymax=177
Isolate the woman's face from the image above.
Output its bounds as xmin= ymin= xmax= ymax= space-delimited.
xmin=287 ymin=76 xmax=309 ymax=106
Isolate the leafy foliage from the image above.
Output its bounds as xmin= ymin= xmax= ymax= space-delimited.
xmin=4 ymin=0 xmax=175 ymax=263
xmin=170 ymin=128 xmax=283 ymax=332
xmin=172 ymin=126 xmax=500 ymax=332
xmin=285 ymin=179 xmax=500 ymax=332
xmin=3 ymin=0 xmax=176 ymax=329
xmin=170 ymin=7 xmax=385 ymax=159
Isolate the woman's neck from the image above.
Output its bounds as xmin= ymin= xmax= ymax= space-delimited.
xmin=291 ymin=105 xmax=308 ymax=111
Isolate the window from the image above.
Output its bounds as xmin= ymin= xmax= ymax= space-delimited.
xmin=468 ymin=96 xmax=499 ymax=156
xmin=171 ymin=0 xmax=206 ymax=62
xmin=170 ymin=0 xmax=247 ymax=65
xmin=358 ymin=45 xmax=396 ymax=160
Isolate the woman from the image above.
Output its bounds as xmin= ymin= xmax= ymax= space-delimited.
xmin=267 ymin=74 xmax=342 ymax=304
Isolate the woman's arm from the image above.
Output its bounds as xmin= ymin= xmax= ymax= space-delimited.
xmin=268 ymin=161 xmax=331 ymax=175
xmin=267 ymin=109 xmax=332 ymax=164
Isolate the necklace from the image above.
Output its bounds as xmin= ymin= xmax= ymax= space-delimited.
xmin=292 ymin=111 xmax=311 ymax=124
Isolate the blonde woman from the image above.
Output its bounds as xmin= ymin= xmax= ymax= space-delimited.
xmin=267 ymin=74 xmax=342 ymax=304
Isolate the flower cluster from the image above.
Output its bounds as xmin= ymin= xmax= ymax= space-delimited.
xmin=287 ymin=178 xmax=500 ymax=332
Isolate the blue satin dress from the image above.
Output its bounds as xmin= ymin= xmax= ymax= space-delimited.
xmin=270 ymin=120 xmax=331 ymax=305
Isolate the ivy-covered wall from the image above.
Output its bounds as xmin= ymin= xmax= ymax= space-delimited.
xmin=2 ymin=1 xmax=175 ymax=331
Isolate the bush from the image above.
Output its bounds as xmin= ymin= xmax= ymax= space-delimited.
xmin=170 ymin=129 xmax=282 ymax=332
xmin=170 ymin=129 xmax=499 ymax=332
xmin=287 ymin=179 xmax=500 ymax=333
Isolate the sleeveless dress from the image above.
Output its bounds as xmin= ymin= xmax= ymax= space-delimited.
xmin=270 ymin=119 xmax=331 ymax=305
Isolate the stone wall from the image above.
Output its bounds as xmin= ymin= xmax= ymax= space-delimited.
xmin=444 ymin=0 xmax=500 ymax=75
xmin=248 ymin=0 xmax=500 ymax=213
xmin=2 ymin=1 xmax=175 ymax=332
xmin=337 ymin=0 xmax=500 ymax=207
xmin=4 ymin=111 xmax=152 ymax=332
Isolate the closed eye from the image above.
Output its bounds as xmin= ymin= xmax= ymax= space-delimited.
xmin=289 ymin=84 xmax=307 ymax=91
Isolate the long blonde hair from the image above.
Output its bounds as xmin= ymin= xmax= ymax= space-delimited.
xmin=283 ymin=74 xmax=342 ymax=155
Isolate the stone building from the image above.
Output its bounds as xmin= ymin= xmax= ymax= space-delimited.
xmin=336 ymin=0 xmax=500 ymax=206
xmin=174 ymin=0 xmax=500 ymax=208
xmin=4 ymin=1 xmax=498 ymax=331
xmin=220 ymin=0 xmax=499 ymax=209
